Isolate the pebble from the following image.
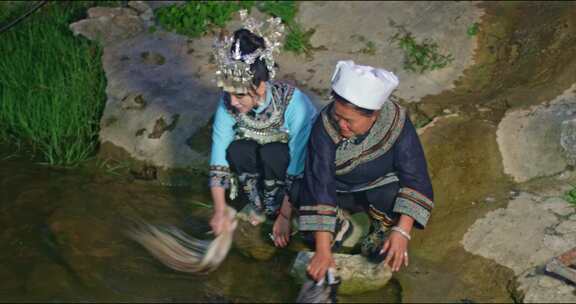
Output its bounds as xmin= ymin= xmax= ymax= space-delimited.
xmin=485 ymin=196 xmax=496 ymax=203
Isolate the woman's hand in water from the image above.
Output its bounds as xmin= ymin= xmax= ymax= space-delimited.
xmin=307 ymin=231 xmax=335 ymax=281
xmin=210 ymin=187 xmax=229 ymax=235
xmin=307 ymin=249 xmax=336 ymax=282
xmin=272 ymin=195 xmax=293 ymax=247
xmin=272 ymin=212 xmax=291 ymax=247
xmin=210 ymin=209 xmax=229 ymax=235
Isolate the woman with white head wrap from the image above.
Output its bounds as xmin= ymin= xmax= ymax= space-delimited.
xmin=298 ymin=60 xmax=434 ymax=281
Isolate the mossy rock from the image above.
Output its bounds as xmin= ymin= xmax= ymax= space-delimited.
xmin=290 ymin=251 xmax=393 ymax=295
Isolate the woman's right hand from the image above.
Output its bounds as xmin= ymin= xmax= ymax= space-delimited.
xmin=307 ymin=250 xmax=336 ymax=282
xmin=210 ymin=209 xmax=229 ymax=236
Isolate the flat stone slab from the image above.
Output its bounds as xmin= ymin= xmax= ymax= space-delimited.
xmin=278 ymin=1 xmax=484 ymax=103
xmin=462 ymin=191 xmax=576 ymax=303
xmin=496 ymin=83 xmax=576 ymax=183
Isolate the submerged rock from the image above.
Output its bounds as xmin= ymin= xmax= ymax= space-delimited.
xmin=291 ymin=251 xmax=393 ymax=295
xmin=233 ymin=205 xmax=278 ymax=261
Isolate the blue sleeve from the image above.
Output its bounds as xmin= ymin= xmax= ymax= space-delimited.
xmin=392 ymin=117 xmax=434 ymax=229
xmin=284 ymin=89 xmax=318 ymax=177
xmin=208 ymin=97 xmax=236 ymax=188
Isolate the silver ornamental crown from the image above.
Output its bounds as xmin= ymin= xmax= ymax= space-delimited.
xmin=213 ymin=9 xmax=285 ymax=93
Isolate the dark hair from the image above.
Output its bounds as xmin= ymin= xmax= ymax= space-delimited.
xmin=331 ymin=91 xmax=376 ymax=117
xmin=232 ymin=29 xmax=270 ymax=87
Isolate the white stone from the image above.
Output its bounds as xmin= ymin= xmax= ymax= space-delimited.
xmin=541 ymin=197 xmax=575 ymax=217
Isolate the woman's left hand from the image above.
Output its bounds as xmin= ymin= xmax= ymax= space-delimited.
xmin=272 ymin=212 xmax=291 ymax=247
xmin=381 ymin=231 xmax=409 ymax=272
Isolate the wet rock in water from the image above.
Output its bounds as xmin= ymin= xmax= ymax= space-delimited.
xmin=47 ymin=214 xmax=122 ymax=285
xmin=291 ymin=251 xmax=393 ymax=295
xmin=233 ymin=205 xmax=277 ymax=261
xmin=561 ymin=117 xmax=576 ymax=165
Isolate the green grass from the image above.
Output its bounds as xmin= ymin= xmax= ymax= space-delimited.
xmin=390 ymin=28 xmax=454 ymax=73
xmin=282 ymin=22 xmax=314 ymax=55
xmin=565 ymin=186 xmax=576 ymax=207
xmin=0 ymin=1 xmax=118 ymax=166
xmin=155 ymin=1 xmax=250 ymax=37
xmin=257 ymin=1 xmax=312 ymax=55
xmin=155 ymin=1 xmax=313 ymax=55
xmin=467 ymin=22 xmax=480 ymax=37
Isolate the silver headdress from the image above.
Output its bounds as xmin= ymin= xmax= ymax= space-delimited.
xmin=213 ymin=9 xmax=285 ymax=94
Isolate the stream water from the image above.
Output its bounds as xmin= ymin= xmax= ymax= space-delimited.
xmin=0 ymin=154 xmax=402 ymax=302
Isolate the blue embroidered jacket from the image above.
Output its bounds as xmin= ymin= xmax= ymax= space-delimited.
xmin=299 ymin=101 xmax=434 ymax=232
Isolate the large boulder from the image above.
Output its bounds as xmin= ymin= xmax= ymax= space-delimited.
xmin=69 ymin=5 xmax=146 ymax=46
xmin=290 ymin=251 xmax=393 ymax=295
xmin=278 ymin=1 xmax=484 ymax=102
xmin=233 ymin=205 xmax=278 ymax=261
xmin=496 ymin=83 xmax=576 ymax=183
xmin=70 ymin=1 xmax=224 ymax=185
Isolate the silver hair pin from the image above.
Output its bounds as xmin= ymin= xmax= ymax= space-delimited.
xmin=212 ymin=9 xmax=286 ymax=91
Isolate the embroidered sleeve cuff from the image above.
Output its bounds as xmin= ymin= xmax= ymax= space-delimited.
xmin=298 ymin=205 xmax=338 ymax=232
xmin=209 ymin=165 xmax=231 ymax=189
xmin=393 ymin=187 xmax=434 ymax=229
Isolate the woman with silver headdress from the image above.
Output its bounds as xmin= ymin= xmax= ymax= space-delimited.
xmin=208 ymin=12 xmax=317 ymax=247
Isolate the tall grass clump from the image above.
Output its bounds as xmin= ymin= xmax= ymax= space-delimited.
xmin=0 ymin=2 xmax=114 ymax=166
xmin=155 ymin=1 xmax=255 ymax=37
xmin=257 ymin=1 xmax=313 ymax=55
xmin=155 ymin=1 xmax=313 ymax=55
xmin=390 ymin=25 xmax=454 ymax=73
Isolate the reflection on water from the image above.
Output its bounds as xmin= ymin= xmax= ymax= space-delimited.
xmin=0 ymin=156 xmax=400 ymax=302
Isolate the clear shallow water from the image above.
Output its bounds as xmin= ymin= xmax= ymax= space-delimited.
xmin=0 ymin=155 xmax=400 ymax=302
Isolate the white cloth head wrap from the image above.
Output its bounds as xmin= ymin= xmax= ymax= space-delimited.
xmin=330 ymin=60 xmax=399 ymax=110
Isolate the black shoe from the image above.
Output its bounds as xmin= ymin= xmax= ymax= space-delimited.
xmin=331 ymin=214 xmax=353 ymax=252
xmin=360 ymin=221 xmax=390 ymax=263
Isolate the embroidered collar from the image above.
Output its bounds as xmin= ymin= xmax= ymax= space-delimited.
xmin=321 ymin=101 xmax=406 ymax=175
xmin=252 ymin=82 xmax=273 ymax=114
